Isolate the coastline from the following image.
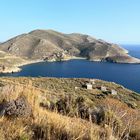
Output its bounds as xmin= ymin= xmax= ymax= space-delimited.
xmin=1 ymin=59 xmax=44 ymax=74
xmin=0 ymin=56 xmax=86 ymax=74
xmin=1 ymin=55 xmax=140 ymax=74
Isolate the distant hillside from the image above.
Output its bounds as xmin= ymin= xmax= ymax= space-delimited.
xmin=0 ymin=29 xmax=140 ymax=63
xmin=0 ymin=50 xmax=27 ymax=73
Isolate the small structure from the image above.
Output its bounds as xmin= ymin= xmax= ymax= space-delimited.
xmin=75 ymin=86 xmax=79 ymax=90
xmin=89 ymin=79 xmax=95 ymax=85
xmin=101 ymin=86 xmax=107 ymax=92
xmin=86 ymin=83 xmax=93 ymax=90
xmin=111 ymin=89 xmax=117 ymax=95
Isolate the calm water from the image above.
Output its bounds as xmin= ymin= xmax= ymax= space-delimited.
xmin=0 ymin=45 xmax=140 ymax=93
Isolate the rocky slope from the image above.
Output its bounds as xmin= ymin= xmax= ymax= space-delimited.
xmin=0 ymin=29 xmax=140 ymax=63
xmin=0 ymin=50 xmax=28 ymax=73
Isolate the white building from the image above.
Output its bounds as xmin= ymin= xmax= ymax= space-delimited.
xmin=101 ymin=86 xmax=107 ymax=92
xmin=111 ymin=89 xmax=117 ymax=95
xmin=75 ymin=86 xmax=79 ymax=90
xmin=89 ymin=79 xmax=95 ymax=84
xmin=86 ymin=83 xmax=93 ymax=90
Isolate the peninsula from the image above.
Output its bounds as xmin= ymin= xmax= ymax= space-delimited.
xmin=0 ymin=29 xmax=140 ymax=73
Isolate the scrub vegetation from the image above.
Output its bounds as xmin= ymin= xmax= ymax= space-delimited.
xmin=0 ymin=77 xmax=139 ymax=140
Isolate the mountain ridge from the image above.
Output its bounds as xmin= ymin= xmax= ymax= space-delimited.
xmin=0 ymin=29 xmax=133 ymax=61
xmin=0 ymin=29 xmax=140 ymax=73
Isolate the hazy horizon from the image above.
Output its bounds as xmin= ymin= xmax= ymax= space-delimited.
xmin=0 ymin=0 xmax=140 ymax=44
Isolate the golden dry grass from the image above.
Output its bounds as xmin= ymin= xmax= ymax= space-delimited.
xmin=0 ymin=77 xmax=139 ymax=140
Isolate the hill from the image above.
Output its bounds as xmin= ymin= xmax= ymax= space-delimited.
xmin=0 ymin=50 xmax=27 ymax=73
xmin=0 ymin=77 xmax=139 ymax=140
xmin=0 ymin=29 xmax=140 ymax=64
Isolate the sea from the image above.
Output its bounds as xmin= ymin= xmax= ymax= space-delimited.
xmin=0 ymin=45 xmax=140 ymax=93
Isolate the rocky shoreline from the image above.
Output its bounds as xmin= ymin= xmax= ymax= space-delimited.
xmin=0 ymin=55 xmax=140 ymax=74
xmin=0 ymin=55 xmax=88 ymax=74
xmin=0 ymin=59 xmax=44 ymax=74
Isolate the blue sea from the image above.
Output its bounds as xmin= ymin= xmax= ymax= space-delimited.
xmin=0 ymin=45 xmax=140 ymax=93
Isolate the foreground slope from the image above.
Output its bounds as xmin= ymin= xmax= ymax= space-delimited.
xmin=0 ymin=77 xmax=139 ymax=140
xmin=0 ymin=29 xmax=139 ymax=63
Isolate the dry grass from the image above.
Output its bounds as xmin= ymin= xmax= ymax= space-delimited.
xmin=33 ymin=109 xmax=104 ymax=140
xmin=0 ymin=77 xmax=139 ymax=140
xmin=0 ymin=82 xmax=105 ymax=140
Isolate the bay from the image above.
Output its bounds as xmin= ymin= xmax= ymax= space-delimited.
xmin=0 ymin=45 xmax=140 ymax=93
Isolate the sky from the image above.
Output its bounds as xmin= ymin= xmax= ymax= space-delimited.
xmin=0 ymin=0 xmax=140 ymax=44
